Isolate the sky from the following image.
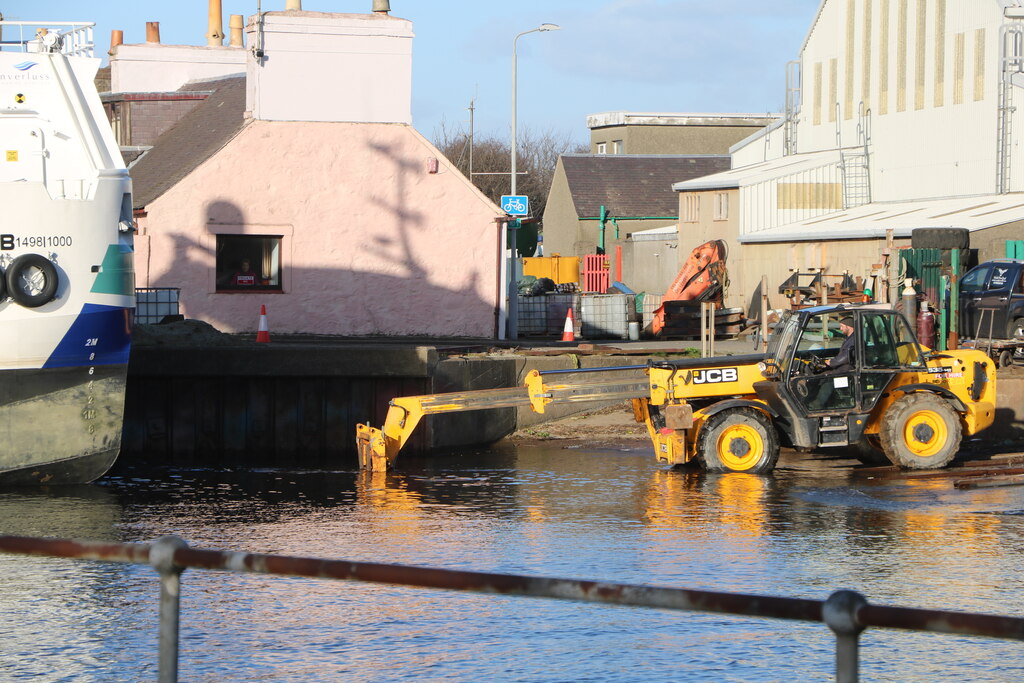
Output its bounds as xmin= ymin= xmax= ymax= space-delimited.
xmin=2 ymin=1 xmax=822 ymax=144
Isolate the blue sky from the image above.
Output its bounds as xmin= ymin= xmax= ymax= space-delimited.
xmin=3 ymin=1 xmax=821 ymax=143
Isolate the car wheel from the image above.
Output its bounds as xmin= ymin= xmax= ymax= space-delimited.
xmin=1010 ymin=317 xmax=1024 ymax=342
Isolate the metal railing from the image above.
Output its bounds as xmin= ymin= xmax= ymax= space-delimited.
xmin=0 ymin=21 xmax=95 ymax=57
xmin=2 ymin=534 xmax=1023 ymax=683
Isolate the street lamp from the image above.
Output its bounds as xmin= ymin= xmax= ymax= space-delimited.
xmin=511 ymin=22 xmax=559 ymax=197
xmin=503 ymin=23 xmax=559 ymax=341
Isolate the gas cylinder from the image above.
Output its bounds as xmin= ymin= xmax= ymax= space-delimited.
xmin=902 ymin=278 xmax=918 ymax=323
xmin=917 ymin=301 xmax=936 ymax=349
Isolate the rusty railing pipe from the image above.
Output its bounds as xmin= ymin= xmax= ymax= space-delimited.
xmin=4 ymin=534 xmax=1024 ymax=682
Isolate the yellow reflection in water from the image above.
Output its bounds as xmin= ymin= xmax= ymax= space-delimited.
xmin=354 ymin=471 xmax=424 ymax=513
xmin=642 ymin=469 xmax=770 ymax=556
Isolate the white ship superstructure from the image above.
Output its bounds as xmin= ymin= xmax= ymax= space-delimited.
xmin=0 ymin=22 xmax=134 ymax=483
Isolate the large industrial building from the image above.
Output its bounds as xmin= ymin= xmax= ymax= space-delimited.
xmin=675 ymin=0 xmax=1024 ymax=312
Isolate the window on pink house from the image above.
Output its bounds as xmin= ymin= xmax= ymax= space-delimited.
xmin=216 ymin=235 xmax=283 ymax=292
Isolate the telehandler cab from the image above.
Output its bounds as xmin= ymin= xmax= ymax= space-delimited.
xmin=355 ymin=304 xmax=996 ymax=473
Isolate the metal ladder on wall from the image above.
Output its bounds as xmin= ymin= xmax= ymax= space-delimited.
xmin=838 ymin=102 xmax=872 ymax=209
xmin=997 ymin=24 xmax=1024 ymax=194
xmin=784 ymin=60 xmax=801 ymax=156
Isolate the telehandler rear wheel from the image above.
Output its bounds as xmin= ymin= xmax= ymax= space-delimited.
xmin=698 ymin=408 xmax=780 ymax=474
xmin=880 ymin=393 xmax=962 ymax=469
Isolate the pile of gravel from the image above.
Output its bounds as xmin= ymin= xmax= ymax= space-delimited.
xmin=132 ymin=319 xmax=242 ymax=347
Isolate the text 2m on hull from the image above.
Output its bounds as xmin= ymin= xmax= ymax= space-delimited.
xmin=0 ymin=22 xmax=134 ymax=484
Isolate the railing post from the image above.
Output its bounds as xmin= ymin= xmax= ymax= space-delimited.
xmin=149 ymin=536 xmax=189 ymax=683
xmin=823 ymin=590 xmax=868 ymax=683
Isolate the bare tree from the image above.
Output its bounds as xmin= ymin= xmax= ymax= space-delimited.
xmin=433 ymin=124 xmax=587 ymax=220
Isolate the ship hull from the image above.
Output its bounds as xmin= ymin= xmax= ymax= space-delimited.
xmin=0 ymin=364 xmax=127 ymax=485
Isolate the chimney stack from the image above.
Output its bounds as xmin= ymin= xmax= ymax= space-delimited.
xmin=109 ymin=29 xmax=123 ymax=54
xmin=284 ymin=0 xmax=302 ymax=10
xmin=229 ymin=15 xmax=245 ymax=47
xmin=372 ymin=0 xmax=391 ymax=14
xmin=207 ymin=0 xmax=225 ymax=46
xmin=146 ymin=22 xmax=161 ymax=44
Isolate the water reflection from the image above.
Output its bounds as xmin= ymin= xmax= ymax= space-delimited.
xmin=1 ymin=444 xmax=1024 ymax=681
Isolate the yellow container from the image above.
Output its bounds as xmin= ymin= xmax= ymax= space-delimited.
xmin=522 ymin=255 xmax=580 ymax=285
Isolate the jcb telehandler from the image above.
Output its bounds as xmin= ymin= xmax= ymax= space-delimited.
xmin=355 ymin=304 xmax=996 ymax=473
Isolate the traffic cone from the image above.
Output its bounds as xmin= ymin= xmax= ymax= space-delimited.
xmin=561 ymin=307 xmax=575 ymax=342
xmin=256 ymin=304 xmax=270 ymax=343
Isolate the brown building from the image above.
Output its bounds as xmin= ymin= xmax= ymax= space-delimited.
xmin=588 ymin=112 xmax=779 ymax=156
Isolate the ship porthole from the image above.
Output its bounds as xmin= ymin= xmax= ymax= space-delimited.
xmin=7 ymin=254 xmax=59 ymax=308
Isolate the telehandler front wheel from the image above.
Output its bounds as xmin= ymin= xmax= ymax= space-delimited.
xmin=698 ymin=408 xmax=780 ymax=474
xmin=880 ymin=393 xmax=962 ymax=469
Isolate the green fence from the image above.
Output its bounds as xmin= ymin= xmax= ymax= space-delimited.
xmin=901 ymin=248 xmax=943 ymax=306
xmin=1007 ymin=240 xmax=1024 ymax=259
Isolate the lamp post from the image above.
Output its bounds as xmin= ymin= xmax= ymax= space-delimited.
xmin=502 ymin=22 xmax=559 ymax=341
xmin=511 ymin=23 xmax=560 ymax=197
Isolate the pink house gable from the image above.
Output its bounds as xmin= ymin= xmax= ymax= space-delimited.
xmin=135 ymin=120 xmax=502 ymax=336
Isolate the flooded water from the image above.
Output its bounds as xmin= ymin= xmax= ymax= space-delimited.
xmin=3 ymin=443 xmax=1024 ymax=682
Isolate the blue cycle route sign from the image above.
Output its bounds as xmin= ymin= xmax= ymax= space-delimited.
xmin=501 ymin=195 xmax=529 ymax=216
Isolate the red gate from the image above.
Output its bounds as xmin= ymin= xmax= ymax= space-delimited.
xmin=582 ymin=254 xmax=610 ymax=293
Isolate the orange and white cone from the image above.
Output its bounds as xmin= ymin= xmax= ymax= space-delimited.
xmin=256 ymin=304 xmax=270 ymax=343
xmin=561 ymin=307 xmax=575 ymax=342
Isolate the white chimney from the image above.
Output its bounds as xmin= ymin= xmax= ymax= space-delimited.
xmin=245 ymin=11 xmax=413 ymax=124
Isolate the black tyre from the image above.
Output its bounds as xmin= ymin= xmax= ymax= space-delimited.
xmin=880 ymin=393 xmax=962 ymax=469
xmin=1009 ymin=317 xmax=1024 ymax=342
xmin=6 ymin=254 xmax=58 ymax=308
xmin=910 ymin=227 xmax=969 ymax=249
xmin=697 ymin=408 xmax=780 ymax=474
xmin=998 ymin=350 xmax=1013 ymax=368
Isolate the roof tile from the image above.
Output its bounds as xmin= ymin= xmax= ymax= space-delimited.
xmin=129 ymin=76 xmax=247 ymax=209
xmin=562 ymin=154 xmax=731 ymax=217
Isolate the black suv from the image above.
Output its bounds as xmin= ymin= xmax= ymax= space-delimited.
xmin=959 ymin=259 xmax=1024 ymax=340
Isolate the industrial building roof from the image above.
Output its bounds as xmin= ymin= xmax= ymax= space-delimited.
xmin=128 ymin=75 xmax=247 ymax=209
xmin=740 ymin=192 xmax=1024 ymax=243
xmin=563 ymin=154 xmax=730 ymax=218
xmin=587 ymin=112 xmax=779 ymax=129
xmin=671 ymin=149 xmax=841 ymax=191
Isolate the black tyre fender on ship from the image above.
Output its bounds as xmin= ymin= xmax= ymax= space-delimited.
xmin=6 ymin=253 xmax=59 ymax=308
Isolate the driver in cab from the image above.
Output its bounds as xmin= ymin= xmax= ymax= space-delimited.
xmin=826 ymin=316 xmax=856 ymax=373
xmin=808 ymin=315 xmax=856 ymax=410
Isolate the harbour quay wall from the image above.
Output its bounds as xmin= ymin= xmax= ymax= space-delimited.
xmin=121 ymin=344 xmax=648 ymax=469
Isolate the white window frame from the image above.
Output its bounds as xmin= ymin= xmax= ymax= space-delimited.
xmin=713 ymin=192 xmax=729 ymax=221
xmin=683 ymin=194 xmax=700 ymax=223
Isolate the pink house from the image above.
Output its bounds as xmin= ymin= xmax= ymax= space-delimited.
xmin=119 ymin=8 xmax=503 ymax=336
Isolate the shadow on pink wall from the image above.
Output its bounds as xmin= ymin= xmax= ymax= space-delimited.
xmin=149 ymin=136 xmax=500 ymax=336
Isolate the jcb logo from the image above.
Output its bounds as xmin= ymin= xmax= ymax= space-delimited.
xmin=684 ymin=368 xmax=739 ymax=385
